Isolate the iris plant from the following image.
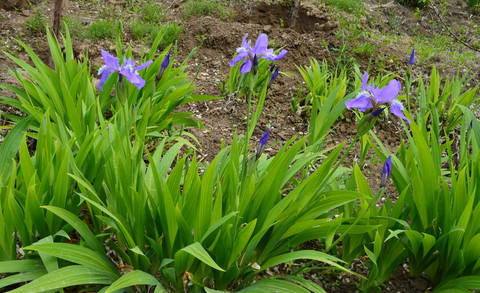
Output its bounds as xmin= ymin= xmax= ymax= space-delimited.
xmin=346 ymin=72 xmax=411 ymax=123
xmin=230 ymin=33 xmax=287 ymax=74
xmin=98 ymin=50 xmax=153 ymax=91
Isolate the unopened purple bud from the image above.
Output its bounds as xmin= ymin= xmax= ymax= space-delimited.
xmin=381 ymin=156 xmax=392 ymax=188
xmin=157 ymin=52 xmax=170 ymax=81
xmin=269 ymin=64 xmax=276 ymax=73
xmin=409 ymin=49 xmax=415 ymax=66
xmin=256 ymin=129 xmax=270 ymax=160
xmin=252 ymin=54 xmax=259 ymax=75
xmin=161 ymin=52 xmax=170 ymax=70
xmin=370 ymin=107 xmax=386 ymax=118
xmin=268 ymin=66 xmax=279 ymax=88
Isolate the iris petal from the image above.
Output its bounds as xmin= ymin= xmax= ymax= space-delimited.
xmin=390 ymin=100 xmax=411 ymax=123
xmin=230 ymin=51 xmax=248 ymax=66
xmin=361 ymin=71 xmax=368 ymax=91
xmin=240 ymin=58 xmax=252 ymax=74
xmin=254 ymin=33 xmax=269 ymax=55
xmin=266 ymin=49 xmax=288 ymax=61
xmin=134 ymin=60 xmax=153 ymax=71
xmin=375 ymin=79 xmax=401 ymax=104
xmin=98 ymin=68 xmax=114 ymax=90
xmin=241 ymin=33 xmax=250 ymax=49
xmin=345 ymin=93 xmax=372 ymax=112
xmin=101 ymin=50 xmax=120 ymax=70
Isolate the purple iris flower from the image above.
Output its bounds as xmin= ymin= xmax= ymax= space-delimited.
xmin=255 ymin=129 xmax=270 ymax=160
xmin=345 ymin=72 xmax=411 ymax=123
xmin=409 ymin=49 xmax=415 ymax=66
xmin=381 ymin=156 xmax=392 ymax=188
xmin=97 ymin=50 xmax=153 ymax=91
xmin=230 ymin=33 xmax=287 ymax=74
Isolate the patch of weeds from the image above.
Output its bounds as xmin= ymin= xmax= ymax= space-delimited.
xmin=469 ymin=0 xmax=480 ymax=14
xmin=130 ymin=19 xmax=153 ymax=41
xmin=25 ymin=9 xmax=49 ymax=34
xmin=62 ymin=16 xmax=85 ymax=39
xmin=183 ymin=0 xmax=235 ymax=20
xmin=353 ymin=41 xmax=375 ymax=57
xmin=135 ymin=1 xmax=166 ymax=23
xmin=151 ymin=21 xmax=184 ymax=50
xmin=86 ymin=19 xmax=116 ymax=41
xmin=317 ymin=0 xmax=364 ymax=15
xmin=397 ymin=0 xmax=432 ymax=8
xmin=130 ymin=20 xmax=183 ymax=49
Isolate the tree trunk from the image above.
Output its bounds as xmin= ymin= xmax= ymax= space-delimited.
xmin=53 ymin=0 xmax=64 ymax=40
xmin=290 ymin=0 xmax=300 ymax=29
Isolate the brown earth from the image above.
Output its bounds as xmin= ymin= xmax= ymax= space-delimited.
xmin=0 ymin=0 xmax=479 ymax=291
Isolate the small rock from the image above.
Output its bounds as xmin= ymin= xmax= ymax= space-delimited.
xmin=413 ymin=278 xmax=428 ymax=291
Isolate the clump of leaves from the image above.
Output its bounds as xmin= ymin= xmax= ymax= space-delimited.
xmin=86 ymin=19 xmax=116 ymax=41
xmin=183 ymin=0 xmax=235 ymax=20
xmin=150 ymin=21 xmax=183 ymax=49
xmin=130 ymin=20 xmax=182 ymax=48
xmin=136 ymin=1 xmax=166 ymax=22
xmin=468 ymin=0 xmax=480 ymax=14
xmin=397 ymin=0 xmax=431 ymax=9
xmin=25 ymin=9 xmax=49 ymax=34
xmin=62 ymin=16 xmax=85 ymax=39
xmin=318 ymin=0 xmax=364 ymax=15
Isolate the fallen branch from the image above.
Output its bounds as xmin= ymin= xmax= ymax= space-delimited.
xmin=429 ymin=3 xmax=480 ymax=52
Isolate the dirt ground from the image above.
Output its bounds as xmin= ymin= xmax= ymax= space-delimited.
xmin=0 ymin=0 xmax=479 ymax=291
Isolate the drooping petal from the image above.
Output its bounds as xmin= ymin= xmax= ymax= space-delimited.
xmin=266 ymin=49 xmax=288 ymax=61
xmin=390 ymin=100 xmax=411 ymax=123
xmin=345 ymin=93 xmax=372 ymax=112
xmin=97 ymin=67 xmax=114 ymax=91
xmin=133 ymin=60 xmax=153 ymax=71
xmin=240 ymin=58 xmax=253 ymax=74
xmin=374 ymin=79 xmax=401 ymax=104
xmin=230 ymin=51 xmax=248 ymax=67
xmin=101 ymin=50 xmax=120 ymax=70
xmin=122 ymin=70 xmax=146 ymax=90
xmin=254 ymin=33 xmax=269 ymax=55
xmin=361 ymin=71 xmax=369 ymax=91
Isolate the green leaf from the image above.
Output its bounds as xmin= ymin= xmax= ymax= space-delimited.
xmin=43 ymin=205 xmax=108 ymax=255
xmin=0 ymin=271 xmax=46 ymax=289
xmin=24 ymin=243 xmax=117 ymax=276
xmin=260 ymin=250 xmax=350 ymax=276
xmin=0 ymin=259 xmax=44 ymax=273
xmin=283 ymin=275 xmax=326 ymax=293
xmin=0 ymin=117 xmax=33 ymax=179
xmin=435 ymin=275 xmax=480 ymax=291
xmin=180 ymin=242 xmax=225 ymax=272
xmin=237 ymin=279 xmax=310 ymax=293
xmin=104 ymin=270 xmax=163 ymax=293
xmin=8 ymin=265 xmax=117 ymax=293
